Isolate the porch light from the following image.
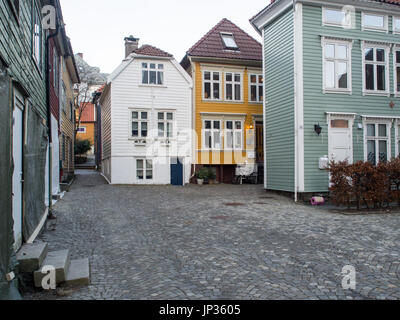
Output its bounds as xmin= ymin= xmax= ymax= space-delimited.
xmin=314 ymin=124 xmax=322 ymax=136
xmin=249 ymin=124 xmax=254 ymax=130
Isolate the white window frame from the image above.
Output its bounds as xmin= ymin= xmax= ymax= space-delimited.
xmin=361 ymin=43 xmax=390 ymax=96
xmin=322 ymin=7 xmax=352 ymax=28
xmin=130 ymin=110 xmax=149 ymax=139
xmin=395 ymin=47 xmax=400 ymax=97
xmin=249 ymin=73 xmax=264 ymax=103
xmin=220 ymin=32 xmax=238 ymax=50
xmin=141 ymin=62 xmax=164 ymax=86
xmin=224 ymin=120 xmax=244 ymax=151
xmin=202 ymin=70 xmax=221 ymax=101
xmin=322 ymin=38 xmax=352 ymax=94
xmin=361 ymin=12 xmax=388 ymax=32
xmin=53 ymin=47 xmax=59 ymax=94
xmin=136 ymin=158 xmax=153 ymax=181
xmin=61 ymin=81 xmax=66 ymax=113
xmin=363 ymin=119 xmax=392 ymax=165
xmin=224 ymin=72 xmax=242 ymax=102
xmin=202 ymin=119 xmax=222 ymax=150
xmin=32 ymin=3 xmax=42 ymax=69
xmin=393 ymin=16 xmax=400 ymax=34
xmin=157 ymin=111 xmax=174 ymax=139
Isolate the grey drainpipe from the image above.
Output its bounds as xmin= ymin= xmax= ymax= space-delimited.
xmin=46 ymin=22 xmax=59 ymax=216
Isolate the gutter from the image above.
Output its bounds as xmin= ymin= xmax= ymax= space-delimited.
xmin=45 ymin=20 xmax=59 ymax=216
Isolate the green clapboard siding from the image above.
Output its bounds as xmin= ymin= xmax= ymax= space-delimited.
xmin=0 ymin=0 xmax=47 ymax=120
xmin=302 ymin=3 xmax=400 ymax=193
xmin=264 ymin=8 xmax=295 ymax=192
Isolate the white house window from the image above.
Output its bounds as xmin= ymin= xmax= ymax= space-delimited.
xmin=142 ymin=63 xmax=164 ymax=85
xmin=203 ymin=120 xmax=222 ymax=150
xmin=365 ymin=123 xmax=390 ymax=165
xmin=362 ymin=12 xmax=387 ymax=31
xmin=131 ymin=111 xmax=148 ymax=138
xmin=158 ymin=112 xmax=174 ymax=138
xmin=249 ymin=74 xmax=263 ymax=102
xmin=33 ymin=5 xmax=42 ymax=68
xmin=203 ymin=71 xmax=221 ymax=100
xmin=77 ymin=127 xmax=86 ymax=133
xmin=225 ymin=120 xmax=243 ymax=150
xmin=225 ymin=73 xmax=242 ymax=101
xmin=323 ymin=41 xmax=351 ymax=92
xmin=394 ymin=17 xmax=400 ymax=33
xmin=221 ymin=33 xmax=238 ymax=50
xmin=396 ymin=50 xmax=400 ymax=94
xmin=363 ymin=46 xmax=388 ymax=94
xmin=322 ymin=7 xmax=351 ymax=27
xmin=136 ymin=159 xmax=153 ymax=180
xmin=61 ymin=82 xmax=66 ymax=113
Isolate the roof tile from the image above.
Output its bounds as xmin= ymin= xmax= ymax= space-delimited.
xmin=133 ymin=45 xmax=173 ymax=58
xmin=186 ymin=18 xmax=262 ymax=61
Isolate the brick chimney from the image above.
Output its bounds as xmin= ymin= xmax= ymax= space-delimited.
xmin=124 ymin=36 xmax=140 ymax=58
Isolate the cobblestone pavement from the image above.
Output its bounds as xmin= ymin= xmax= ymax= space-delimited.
xmin=23 ymin=170 xmax=400 ymax=300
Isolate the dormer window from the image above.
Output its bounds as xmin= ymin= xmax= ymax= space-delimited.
xmin=221 ymin=33 xmax=238 ymax=50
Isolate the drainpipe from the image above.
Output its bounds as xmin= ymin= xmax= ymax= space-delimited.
xmin=46 ymin=22 xmax=59 ymax=217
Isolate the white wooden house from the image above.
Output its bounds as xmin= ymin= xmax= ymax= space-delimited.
xmin=99 ymin=37 xmax=193 ymax=185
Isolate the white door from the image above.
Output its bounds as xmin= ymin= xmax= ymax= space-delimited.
xmin=328 ymin=119 xmax=352 ymax=163
xmin=12 ymin=95 xmax=24 ymax=250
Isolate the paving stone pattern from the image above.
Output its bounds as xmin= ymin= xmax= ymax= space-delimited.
xmin=23 ymin=170 xmax=400 ymax=300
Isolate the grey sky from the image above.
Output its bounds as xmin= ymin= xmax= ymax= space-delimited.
xmin=59 ymin=0 xmax=269 ymax=74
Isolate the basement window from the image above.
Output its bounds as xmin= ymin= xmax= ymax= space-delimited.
xmin=221 ymin=33 xmax=238 ymax=50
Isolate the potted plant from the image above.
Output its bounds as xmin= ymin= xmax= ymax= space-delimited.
xmin=196 ymin=167 xmax=208 ymax=185
xmin=207 ymin=168 xmax=217 ymax=184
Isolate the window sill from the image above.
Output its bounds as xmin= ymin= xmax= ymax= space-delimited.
xmin=139 ymin=84 xmax=167 ymax=88
xmin=323 ymin=89 xmax=352 ymax=95
xmin=322 ymin=22 xmax=351 ymax=29
xmin=363 ymin=91 xmax=390 ymax=97
xmin=361 ymin=27 xmax=388 ymax=33
xmin=249 ymin=101 xmax=263 ymax=105
xmin=129 ymin=138 xmax=148 ymax=146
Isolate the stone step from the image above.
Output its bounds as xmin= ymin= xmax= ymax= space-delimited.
xmin=65 ymin=258 xmax=90 ymax=287
xmin=17 ymin=242 xmax=48 ymax=273
xmin=34 ymin=249 xmax=70 ymax=288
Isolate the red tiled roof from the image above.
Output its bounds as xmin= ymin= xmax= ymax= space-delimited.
xmin=251 ymin=0 xmax=400 ymax=23
xmin=79 ymin=102 xmax=95 ymax=122
xmin=133 ymin=45 xmax=173 ymax=58
xmin=186 ymin=18 xmax=262 ymax=62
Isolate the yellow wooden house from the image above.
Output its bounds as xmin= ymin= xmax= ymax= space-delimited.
xmin=181 ymin=18 xmax=264 ymax=183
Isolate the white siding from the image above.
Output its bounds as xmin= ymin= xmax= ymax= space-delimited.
xmin=105 ymin=57 xmax=192 ymax=185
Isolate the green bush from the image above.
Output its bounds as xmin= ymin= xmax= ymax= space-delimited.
xmin=74 ymin=139 xmax=92 ymax=156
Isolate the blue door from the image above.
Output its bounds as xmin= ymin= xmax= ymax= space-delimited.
xmin=171 ymin=158 xmax=183 ymax=186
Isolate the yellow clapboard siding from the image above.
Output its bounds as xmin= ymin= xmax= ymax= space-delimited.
xmin=193 ymin=62 xmax=263 ymax=165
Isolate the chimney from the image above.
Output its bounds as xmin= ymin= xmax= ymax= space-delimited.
xmin=77 ymin=53 xmax=83 ymax=59
xmin=124 ymin=36 xmax=140 ymax=58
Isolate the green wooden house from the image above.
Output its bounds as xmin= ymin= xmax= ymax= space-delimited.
xmin=0 ymin=0 xmax=48 ymax=299
xmin=251 ymin=0 xmax=400 ymax=200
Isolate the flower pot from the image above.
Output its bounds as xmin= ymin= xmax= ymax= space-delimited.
xmin=197 ymin=179 xmax=204 ymax=185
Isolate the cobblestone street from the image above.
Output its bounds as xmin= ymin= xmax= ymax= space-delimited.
xmin=24 ymin=170 xmax=400 ymax=300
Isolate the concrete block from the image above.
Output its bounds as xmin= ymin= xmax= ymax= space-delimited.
xmin=17 ymin=242 xmax=48 ymax=273
xmin=65 ymin=258 xmax=90 ymax=287
xmin=34 ymin=249 xmax=70 ymax=288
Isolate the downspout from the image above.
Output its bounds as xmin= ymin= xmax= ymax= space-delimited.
xmin=46 ymin=22 xmax=59 ymax=216
xmin=293 ymin=0 xmax=298 ymax=203
xmin=188 ymin=57 xmax=197 ymax=181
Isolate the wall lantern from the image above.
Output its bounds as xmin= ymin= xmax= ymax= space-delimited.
xmin=249 ymin=124 xmax=254 ymax=130
xmin=314 ymin=123 xmax=322 ymax=136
